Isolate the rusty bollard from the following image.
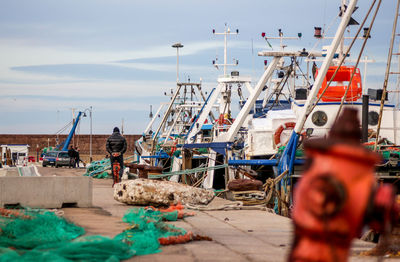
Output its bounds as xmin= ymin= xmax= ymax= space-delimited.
xmin=289 ymin=108 xmax=398 ymax=262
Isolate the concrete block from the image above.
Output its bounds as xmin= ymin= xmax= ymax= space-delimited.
xmin=0 ymin=167 xmax=19 ymax=177
xmin=0 ymin=176 xmax=92 ymax=208
xmin=17 ymin=166 xmax=41 ymax=177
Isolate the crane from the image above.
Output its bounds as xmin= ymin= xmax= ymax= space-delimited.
xmin=55 ymin=111 xmax=84 ymax=151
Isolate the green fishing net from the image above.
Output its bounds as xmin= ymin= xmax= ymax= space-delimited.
xmin=83 ymin=156 xmax=137 ymax=178
xmin=0 ymin=236 xmax=133 ymax=262
xmin=83 ymin=158 xmax=111 ymax=178
xmin=173 ymin=150 xmax=182 ymax=157
xmin=278 ymin=146 xmax=304 ymax=157
xmin=0 ymin=209 xmax=84 ymax=250
xmin=0 ymin=208 xmax=133 ymax=261
xmin=115 ymin=207 xmax=187 ymax=256
xmin=42 ymin=147 xmax=54 ymax=154
xmin=0 ymin=207 xmax=191 ymax=261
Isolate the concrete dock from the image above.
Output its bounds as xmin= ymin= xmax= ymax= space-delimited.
xmin=35 ymin=166 xmax=396 ymax=262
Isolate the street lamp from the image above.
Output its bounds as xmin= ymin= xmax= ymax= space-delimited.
xmin=83 ymin=106 xmax=93 ymax=162
xmin=172 ymin=42 xmax=184 ymax=83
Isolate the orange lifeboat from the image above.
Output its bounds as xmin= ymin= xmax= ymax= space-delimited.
xmin=315 ymin=66 xmax=362 ymax=102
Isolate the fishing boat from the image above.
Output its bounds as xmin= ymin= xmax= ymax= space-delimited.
xmin=134 ymin=0 xmax=400 ymax=198
xmin=234 ymin=0 xmax=400 ymax=173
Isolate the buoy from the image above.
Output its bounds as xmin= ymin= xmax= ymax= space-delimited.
xmin=274 ymin=122 xmax=296 ymax=148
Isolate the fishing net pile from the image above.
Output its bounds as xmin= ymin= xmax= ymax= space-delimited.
xmin=0 ymin=208 xmax=134 ymax=261
xmin=83 ymin=158 xmax=111 ymax=178
xmin=115 ymin=204 xmax=194 ymax=255
xmin=83 ymin=156 xmax=137 ymax=179
xmin=41 ymin=147 xmax=54 ymax=154
xmin=0 ymin=205 xmax=193 ymax=261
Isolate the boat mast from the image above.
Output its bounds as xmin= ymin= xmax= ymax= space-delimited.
xmin=213 ymin=23 xmax=239 ymax=77
xmin=339 ymin=0 xmax=346 ymax=63
xmin=294 ymin=0 xmax=358 ymax=134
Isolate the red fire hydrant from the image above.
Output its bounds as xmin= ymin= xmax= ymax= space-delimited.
xmin=289 ymin=108 xmax=398 ymax=262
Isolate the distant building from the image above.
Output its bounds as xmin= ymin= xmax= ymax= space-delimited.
xmin=1 ymin=144 xmax=30 ymax=165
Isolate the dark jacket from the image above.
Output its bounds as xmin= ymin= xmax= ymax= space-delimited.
xmin=68 ymin=148 xmax=76 ymax=158
xmin=106 ymin=131 xmax=127 ymax=155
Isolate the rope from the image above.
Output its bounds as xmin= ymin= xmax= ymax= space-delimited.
xmin=335 ymin=0 xmax=381 ymax=122
xmin=375 ymin=0 xmax=400 ymax=151
xmin=263 ymin=169 xmax=289 ymax=206
xmin=185 ymin=202 xmax=271 ymax=212
xmin=232 ymin=190 xmax=267 ymax=205
xmin=149 ymin=164 xmax=228 ymax=178
xmin=309 ymin=0 xmax=378 ymax=113
xmin=54 ymin=119 xmax=73 ymax=135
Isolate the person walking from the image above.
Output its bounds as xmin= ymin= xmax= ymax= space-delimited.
xmin=75 ymin=147 xmax=81 ymax=168
xmin=68 ymin=145 xmax=76 ymax=168
xmin=106 ymin=127 xmax=127 ymax=185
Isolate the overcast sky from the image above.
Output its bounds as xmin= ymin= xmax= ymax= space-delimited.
xmin=0 ymin=0 xmax=398 ymax=134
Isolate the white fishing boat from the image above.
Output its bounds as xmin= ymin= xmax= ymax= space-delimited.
xmin=134 ymin=0 xmax=400 ymax=190
xmin=243 ymin=0 xmax=400 ymax=160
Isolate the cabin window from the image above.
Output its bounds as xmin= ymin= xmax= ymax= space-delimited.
xmin=368 ymin=111 xmax=379 ymax=126
xmin=311 ymin=111 xmax=328 ymax=127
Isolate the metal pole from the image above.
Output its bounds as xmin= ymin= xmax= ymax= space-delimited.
xmin=339 ymin=0 xmax=346 ymax=62
xmin=222 ymin=57 xmax=280 ymax=142
xmin=172 ymin=43 xmax=184 ymax=83
xmin=294 ymin=0 xmax=358 ymax=134
xmin=90 ymin=106 xmax=92 ymax=162
xmin=362 ymin=95 xmax=369 ymax=142
xmin=176 ymin=48 xmax=179 ymax=83
xmin=224 ymin=24 xmax=227 ymax=76
xmin=151 ymin=84 xmax=184 ymax=155
xmin=363 ymin=56 xmax=368 ymax=94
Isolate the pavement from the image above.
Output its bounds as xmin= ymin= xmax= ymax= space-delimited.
xmin=37 ymin=166 xmax=399 ymax=262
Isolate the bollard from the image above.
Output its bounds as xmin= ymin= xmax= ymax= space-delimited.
xmin=289 ymin=108 xmax=398 ymax=262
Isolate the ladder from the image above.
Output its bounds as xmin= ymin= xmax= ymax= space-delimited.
xmin=375 ymin=0 xmax=400 ymax=148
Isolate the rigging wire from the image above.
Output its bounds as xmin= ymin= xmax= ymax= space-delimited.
xmin=309 ymin=15 xmax=339 ymax=55
xmin=308 ymin=0 xmax=378 ymax=114
xmin=54 ymin=119 xmax=73 ymax=135
xmin=335 ymin=0 xmax=382 ymax=122
xmin=374 ymin=0 xmax=400 ymax=151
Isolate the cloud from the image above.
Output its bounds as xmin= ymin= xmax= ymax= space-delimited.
xmin=0 ymin=80 xmax=179 ymax=99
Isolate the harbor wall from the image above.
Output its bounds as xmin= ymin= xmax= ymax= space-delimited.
xmin=0 ymin=134 xmax=141 ymax=158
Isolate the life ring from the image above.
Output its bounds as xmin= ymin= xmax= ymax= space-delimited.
xmin=274 ymin=122 xmax=296 ymax=148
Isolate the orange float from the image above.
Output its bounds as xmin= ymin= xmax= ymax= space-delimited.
xmin=274 ymin=122 xmax=296 ymax=148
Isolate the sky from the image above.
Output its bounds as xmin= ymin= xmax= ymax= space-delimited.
xmin=0 ymin=0 xmax=398 ymax=135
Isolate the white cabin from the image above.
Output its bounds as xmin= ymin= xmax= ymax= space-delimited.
xmin=1 ymin=144 xmax=30 ymax=166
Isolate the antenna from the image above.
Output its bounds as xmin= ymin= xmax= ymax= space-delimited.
xmin=314 ymin=1 xmax=364 ymax=62
xmin=261 ymin=29 xmax=302 ymax=51
xmin=149 ymin=105 xmax=153 ymax=118
xmin=212 ymin=23 xmax=239 ymax=76
xmin=70 ymin=107 xmax=77 ymax=146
